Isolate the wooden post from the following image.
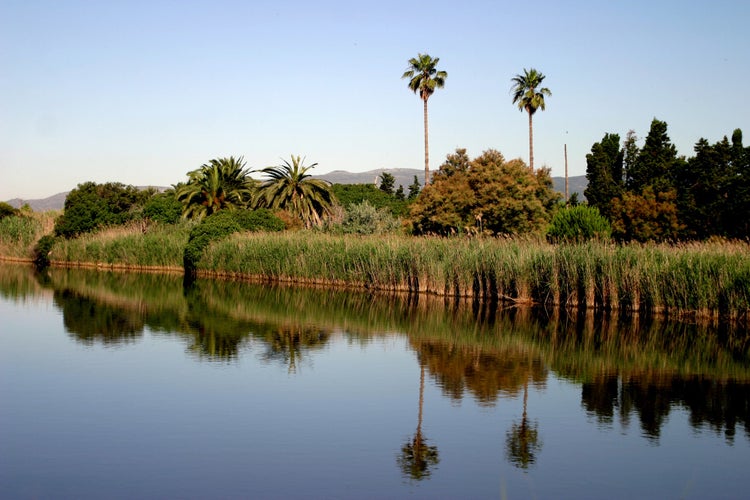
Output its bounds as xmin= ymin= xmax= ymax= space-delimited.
xmin=564 ymin=143 xmax=569 ymax=205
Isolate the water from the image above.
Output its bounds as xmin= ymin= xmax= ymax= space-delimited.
xmin=1 ymin=264 xmax=748 ymax=499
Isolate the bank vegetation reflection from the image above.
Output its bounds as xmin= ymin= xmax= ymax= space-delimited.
xmin=2 ymin=264 xmax=749 ymax=466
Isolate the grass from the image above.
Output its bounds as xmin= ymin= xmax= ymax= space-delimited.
xmin=1 ymin=216 xmax=747 ymax=319
xmin=200 ymin=232 xmax=750 ymax=320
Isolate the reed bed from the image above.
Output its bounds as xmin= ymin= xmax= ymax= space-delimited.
xmin=0 ymin=212 xmax=57 ymax=259
xmin=201 ymin=232 xmax=750 ymax=319
xmin=50 ymin=222 xmax=191 ymax=271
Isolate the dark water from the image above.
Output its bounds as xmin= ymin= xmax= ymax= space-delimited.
xmin=1 ymin=264 xmax=749 ymax=499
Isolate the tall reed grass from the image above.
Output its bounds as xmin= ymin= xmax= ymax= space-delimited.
xmin=50 ymin=222 xmax=191 ymax=270
xmin=200 ymin=232 xmax=750 ymax=319
xmin=0 ymin=212 xmax=57 ymax=259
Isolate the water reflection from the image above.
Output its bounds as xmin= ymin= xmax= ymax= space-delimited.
xmin=1 ymin=263 xmax=749 ymax=447
xmin=397 ymin=362 xmax=440 ymax=480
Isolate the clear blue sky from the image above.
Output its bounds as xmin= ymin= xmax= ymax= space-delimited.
xmin=2 ymin=0 xmax=748 ymax=200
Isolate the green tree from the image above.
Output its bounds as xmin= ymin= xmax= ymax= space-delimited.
xmin=176 ymin=156 xmax=256 ymax=221
xmin=379 ymin=172 xmax=395 ymax=194
xmin=626 ymin=119 xmax=682 ymax=194
xmin=54 ymin=182 xmax=151 ymax=238
xmin=394 ymin=185 xmax=406 ymax=201
xmin=402 ymin=53 xmax=447 ymax=186
xmin=255 ymin=155 xmax=334 ymax=228
xmin=547 ymin=205 xmax=612 ymax=243
xmin=584 ymin=133 xmax=624 ymax=220
xmin=610 ymin=187 xmax=683 ymax=242
xmin=408 ymin=176 xmax=421 ymax=200
xmin=511 ymin=68 xmax=551 ymax=172
xmin=142 ymin=189 xmax=182 ymax=224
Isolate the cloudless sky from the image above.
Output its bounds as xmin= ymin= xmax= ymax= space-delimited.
xmin=2 ymin=0 xmax=748 ymax=200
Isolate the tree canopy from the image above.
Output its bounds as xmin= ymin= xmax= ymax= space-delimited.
xmin=409 ymin=148 xmax=559 ymax=235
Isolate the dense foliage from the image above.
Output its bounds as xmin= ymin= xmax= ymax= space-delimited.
xmin=177 ymin=156 xmax=256 ymax=221
xmin=54 ymin=182 xmax=152 ymax=238
xmin=143 ymin=190 xmax=182 ymax=224
xmin=183 ymin=209 xmax=284 ymax=275
xmin=547 ymin=205 xmax=611 ymax=243
xmin=585 ymin=120 xmax=750 ymax=241
xmin=331 ymin=183 xmax=411 ymax=217
xmin=255 ymin=156 xmax=334 ymax=228
xmin=0 ymin=202 xmax=19 ymax=220
xmin=409 ymin=148 xmax=559 ymax=235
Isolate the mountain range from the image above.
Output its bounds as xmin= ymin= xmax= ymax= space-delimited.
xmin=5 ymin=169 xmax=587 ymax=212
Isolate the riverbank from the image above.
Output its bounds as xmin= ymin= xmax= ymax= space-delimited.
xmin=1 ymin=217 xmax=748 ymax=320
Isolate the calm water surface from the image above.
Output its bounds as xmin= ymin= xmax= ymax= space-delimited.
xmin=0 ymin=264 xmax=748 ymax=499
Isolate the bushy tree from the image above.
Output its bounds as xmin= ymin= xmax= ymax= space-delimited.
xmin=409 ymin=148 xmax=559 ymax=235
xmin=408 ymin=176 xmax=421 ymax=200
xmin=142 ymin=190 xmax=182 ymax=224
xmin=547 ymin=205 xmax=611 ymax=243
xmin=610 ymin=187 xmax=683 ymax=242
xmin=331 ymin=183 xmax=410 ymax=217
xmin=54 ymin=182 xmax=151 ymax=238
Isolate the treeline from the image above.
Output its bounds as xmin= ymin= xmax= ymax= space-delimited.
xmin=585 ymin=119 xmax=750 ymax=241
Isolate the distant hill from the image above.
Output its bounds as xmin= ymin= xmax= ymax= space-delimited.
xmin=4 ymin=175 xmax=586 ymax=212
xmin=318 ymin=168 xmax=587 ymax=200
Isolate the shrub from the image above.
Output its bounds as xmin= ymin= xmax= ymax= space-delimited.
xmin=143 ymin=191 xmax=182 ymax=224
xmin=338 ymin=201 xmax=401 ymax=235
xmin=54 ymin=182 xmax=152 ymax=238
xmin=547 ymin=205 xmax=611 ymax=243
xmin=0 ymin=202 xmax=18 ymax=220
xmin=33 ymin=234 xmax=57 ymax=268
xmin=183 ymin=209 xmax=285 ymax=275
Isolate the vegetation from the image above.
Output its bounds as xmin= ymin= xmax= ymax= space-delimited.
xmin=547 ymin=205 xmax=611 ymax=243
xmin=402 ymin=53 xmax=447 ymax=185
xmin=54 ymin=182 xmax=152 ymax=238
xmin=176 ymin=156 xmax=256 ymax=221
xmin=331 ymin=183 xmax=410 ymax=217
xmin=198 ymin=231 xmax=749 ymax=319
xmin=585 ymin=120 xmax=750 ymax=241
xmin=255 ymin=155 xmax=334 ymax=228
xmin=511 ymin=68 xmax=551 ymax=172
xmin=409 ymin=148 xmax=559 ymax=235
xmin=0 ymin=202 xmax=19 ymax=220
xmin=183 ymin=209 xmax=284 ymax=275
xmin=143 ymin=189 xmax=182 ymax=224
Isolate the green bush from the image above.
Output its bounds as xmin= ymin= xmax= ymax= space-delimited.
xmin=337 ymin=201 xmax=401 ymax=235
xmin=33 ymin=234 xmax=57 ymax=268
xmin=0 ymin=202 xmax=18 ymax=220
xmin=143 ymin=191 xmax=182 ymax=224
xmin=547 ymin=205 xmax=611 ymax=243
xmin=54 ymin=182 xmax=153 ymax=238
xmin=183 ymin=209 xmax=285 ymax=275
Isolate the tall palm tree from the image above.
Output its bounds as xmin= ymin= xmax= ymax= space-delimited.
xmin=402 ymin=53 xmax=447 ymax=186
xmin=511 ymin=68 xmax=551 ymax=172
xmin=255 ymin=155 xmax=334 ymax=228
xmin=176 ymin=156 xmax=256 ymax=221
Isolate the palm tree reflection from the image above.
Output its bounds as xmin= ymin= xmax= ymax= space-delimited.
xmin=505 ymin=378 xmax=542 ymax=469
xmin=397 ymin=361 xmax=439 ymax=480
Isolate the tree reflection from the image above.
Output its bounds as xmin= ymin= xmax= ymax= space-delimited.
xmin=505 ymin=379 xmax=542 ymax=469
xmin=254 ymin=325 xmax=330 ymax=373
xmin=397 ymin=361 xmax=439 ymax=480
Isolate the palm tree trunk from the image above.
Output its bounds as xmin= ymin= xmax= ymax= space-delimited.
xmin=423 ymin=98 xmax=430 ymax=186
xmin=528 ymin=111 xmax=534 ymax=172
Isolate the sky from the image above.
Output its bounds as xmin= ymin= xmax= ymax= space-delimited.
xmin=1 ymin=0 xmax=749 ymax=200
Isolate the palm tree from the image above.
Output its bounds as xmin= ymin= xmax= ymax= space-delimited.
xmin=505 ymin=378 xmax=542 ymax=469
xmin=402 ymin=53 xmax=447 ymax=186
xmin=255 ymin=155 xmax=334 ymax=228
xmin=511 ymin=68 xmax=551 ymax=172
xmin=176 ymin=156 xmax=256 ymax=221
